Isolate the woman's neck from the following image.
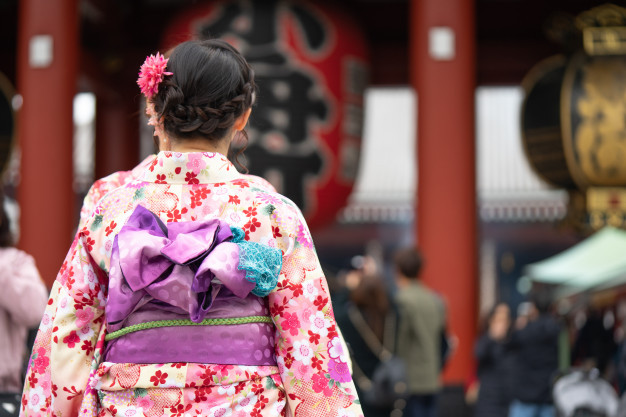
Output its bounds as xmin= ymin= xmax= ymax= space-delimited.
xmin=166 ymin=136 xmax=231 ymax=156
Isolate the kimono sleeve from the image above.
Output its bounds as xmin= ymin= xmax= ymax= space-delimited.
xmin=21 ymin=231 xmax=107 ymax=417
xmin=268 ymin=206 xmax=363 ymax=417
xmin=79 ymin=175 xmax=119 ymax=229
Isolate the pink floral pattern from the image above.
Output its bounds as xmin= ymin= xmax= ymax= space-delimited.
xmin=186 ymin=153 xmax=207 ymax=175
xmin=21 ymin=151 xmax=363 ymax=417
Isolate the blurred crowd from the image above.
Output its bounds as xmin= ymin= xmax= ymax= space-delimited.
xmin=329 ymin=243 xmax=626 ymax=417
xmin=331 ymin=245 xmax=453 ymax=417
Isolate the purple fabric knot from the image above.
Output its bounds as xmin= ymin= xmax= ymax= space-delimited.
xmin=106 ymin=205 xmax=254 ymax=331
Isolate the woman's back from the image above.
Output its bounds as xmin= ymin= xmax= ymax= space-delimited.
xmin=20 ymin=39 xmax=363 ymax=417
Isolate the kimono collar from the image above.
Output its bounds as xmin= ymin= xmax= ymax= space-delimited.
xmin=139 ymin=151 xmax=242 ymax=185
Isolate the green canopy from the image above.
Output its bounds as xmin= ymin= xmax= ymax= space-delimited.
xmin=525 ymin=227 xmax=626 ymax=294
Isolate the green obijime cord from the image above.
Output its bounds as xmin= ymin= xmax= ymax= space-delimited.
xmin=105 ymin=316 xmax=273 ymax=341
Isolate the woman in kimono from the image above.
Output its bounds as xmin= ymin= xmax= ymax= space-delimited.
xmin=20 ymin=39 xmax=363 ymax=417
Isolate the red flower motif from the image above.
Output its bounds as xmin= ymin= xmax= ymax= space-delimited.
xmin=281 ymin=312 xmax=301 ymax=336
xmin=84 ymin=237 xmax=95 ymax=252
xmin=270 ymin=302 xmax=286 ymax=317
xmin=60 ymin=261 xmax=75 ymax=286
xmin=193 ymin=386 xmax=212 ymax=402
xmin=290 ymin=283 xmax=303 ymax=298
xmin=234 ymin=381 xmax=246 ymax=394
xmin=104 ymin=220 xmax=117 ymax=237
xmin=311 ymin=356 xmax=324 ymax=370
xmin=252 ymin=382 xmax=264 ymax=395
xmin=27 ymin=372 xmax=38 ymax=387
xmin=189 ymin=187 xmax=210 ymax=209
xmin=327 ymin=324 xmax=339 ymax=339
xmin=277 ymin=388 xmax=286 ymax=402
xmin=283 ymin=352 xmax=295 ymax=368
xmin=155 ymin=174 xmax=167 ymax=184
xmin=244 ymin=217 xmax=261 ymax=233
xmin=231 ymin=179 xmax=250 ymax=188
xmin=63 ymin=331 xmax=80 ymax=348
xmin=229 ymin=195 xmax=240 ymax=204
xmin=107 ymin=405 xmax=118 ymax=416
xmin=198 ymin=367 xmax=217 ymax=385
xmin=243 ymin=206 xmax=258 ymax=218
xmin=170 ymin=403 xmax=192 ymax=417
xmin=166 ymin=207 xmax=188 ymax=222
xmin=150 ymin=370 xmax=168 ymax=386
xmin=81 ymin=340 xmax=94 ymax=355
xmin=62 ymin=385 xmax=82 ymax=400
xmin=185 ymin=171 xmax=199 ymax=185
xmin=148 ymin=158 xmax=158 ymax=172
xmin=314 ymin=295 xmax=329 ymax=309
xmin=197 ymin=187 xmax=210 ymax=199
xmin=256 ymin=394 xmax=269 ymax=409
xmin=272 ymin=226 xmax=282 ymax=238
xmin=308 ymin=330 xmax=321 ymax=345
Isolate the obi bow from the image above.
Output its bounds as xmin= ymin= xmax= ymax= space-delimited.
xmin=105 ymin=205 xmax=282 ymax=330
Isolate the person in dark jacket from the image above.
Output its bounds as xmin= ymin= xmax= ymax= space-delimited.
xmin=474 ymin=302 xmax=514 ymax=417
xmin=333 ymin=263 xmax=396 ymax=417
xmin=572 ymin=307 xmax=617 ymax=378
xmin=507 ymin=290 xmax=561 ymax=417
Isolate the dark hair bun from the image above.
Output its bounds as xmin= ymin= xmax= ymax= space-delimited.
xmin=152 ymin=39 xmax=256 ymax=141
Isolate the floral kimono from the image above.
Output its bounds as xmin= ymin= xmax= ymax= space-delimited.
xmin=78 ymin=155 xmax=157 ymax=228
xmin=21 ymin=151 xmax=363 ymax=417
xmin=78 ymin=155 xmax=277 ymax=228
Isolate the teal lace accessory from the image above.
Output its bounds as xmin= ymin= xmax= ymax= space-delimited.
xmin=230 ymin=227 xmax=282 ymax=297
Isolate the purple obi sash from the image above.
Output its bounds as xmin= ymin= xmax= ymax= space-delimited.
xmin=103 ymin=205 xmax=282 ymax=366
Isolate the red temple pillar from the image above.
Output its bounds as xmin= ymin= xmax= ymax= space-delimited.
xmin=411 ymin=0 xmax=477 ymax=383
xmin=94 ymin=94 xmax=140 ymax=180
xmin=17 ymin=0 xmax=78 ymax=287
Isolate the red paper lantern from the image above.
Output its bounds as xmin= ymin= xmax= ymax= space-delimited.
xmin=163 ymin=0 xmax=369 ymax=230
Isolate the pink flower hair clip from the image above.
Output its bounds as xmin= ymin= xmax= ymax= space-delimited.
xmin=137 ymin=52 xmax=172 ymax=99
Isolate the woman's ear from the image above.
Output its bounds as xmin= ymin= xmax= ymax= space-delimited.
xmin=234 ymin=108 xmax=252 ymax=131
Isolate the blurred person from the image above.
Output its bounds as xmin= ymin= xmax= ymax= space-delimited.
xmin=20 ymin=39 xmax=363 ymax=417
xmin=394 ymin=246 xmax=446 ymax=417
xmin=473 ymin=302 xmax=514 ymax=417
xmin=333 ymin=258 xmax=397 ymax=417
xmin=571 ymin=307 xmax=617 ymax=379
xmin=507 ymin=290 xmax=561 ymax=417
xmin=0 ymin=192 xmax=47 ymax=392
xmin=616 ymin=319 xmax=626 ymax=395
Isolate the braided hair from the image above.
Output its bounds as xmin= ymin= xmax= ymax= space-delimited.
xmin=151 ymin=39 xmax=256 ymax=143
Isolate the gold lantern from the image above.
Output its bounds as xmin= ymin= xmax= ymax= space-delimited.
xmin=522 ymin=4 xmax=626 ymax=230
